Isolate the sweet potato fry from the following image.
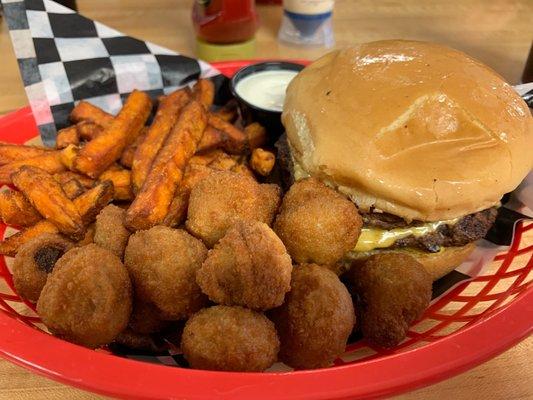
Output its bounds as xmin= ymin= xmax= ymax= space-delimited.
xmin=76 ymin=121 xmax=104 ymax=141
xmin=59 ymin=144 xmax=79 ymax=170
xmin=131 ymin=88 xmax=190 ymax=193
xmin=0 ymin=143 xmax=52 ymax=165
xmin=70 ymin=101 xmax=114 ymax=128
xmin=192 ymin=79 xmax=215 ymax=109
xmin=99 ymin=167 xmax=133 ymax=201
xmin=126 ymin=100 xmax=208 ymax=230
xmin=0 ymin=182 xmax=113 ymax=256
xmin=0 ymin=152 xmax=65 ymax=184
xmin=0 ymin=176 xmax=83 ymax=226
xmin=244 ymin=122 xmax=267 ymax=150
xmin=75 ymin=90 xmax=152 ymax=178
xmin=161 ymin=190 xmax=189 ymax=228
xmin=53 ymin=171 xmax=94 ymax=188
xmin=120 ymin=128 xmax=147 ymax=168
xmin=212 ymin=99 xmax=238 ymax=123
xmin=207 ymin=114 xmax=247 ymax=154
xmin=161 ymin=163 xmax=212 ymax=227
xmin=189 ymin=151 xmax=245 ymax=170
xmin=0 ymin=220 xmax=61 ymax=257
xmin=250 ymin=148 xmax=276 ymax=176
xmin=189 ymin=151 xmax=222 ymax=166
xmin=11 ymin=166 xmax=84 ymax=239
xmin=0 ymin=190 xmax=42 ymax=227
xmin=56 ymin=126 xmax=80 ymax=149
xmin=61 ymin=179 xmax=85 ymax=200
xmin=120 ymin=146 xmax=135 ymax=169
xmin=196 ymin=125 xmax=226 ymax=153
xmin=77 ymin=223 xmax=96 ymax=246
xmin=74 ymin=180 xmax=114 ymax=225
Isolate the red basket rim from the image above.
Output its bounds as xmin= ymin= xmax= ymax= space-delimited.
xmin=0 ymin=288 xmax=530 ymax=400
xmin=0 ymin=59 xmax=531 ymax=400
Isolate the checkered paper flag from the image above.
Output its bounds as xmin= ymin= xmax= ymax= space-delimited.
xmin=1 ymin=0 xmax=225 ymax=146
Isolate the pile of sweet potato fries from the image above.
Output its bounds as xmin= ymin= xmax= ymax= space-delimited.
xmin=0 ymin=79 xmax=276 ymax=256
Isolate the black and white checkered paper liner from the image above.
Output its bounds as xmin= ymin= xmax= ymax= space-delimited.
xmin=517 ymin=81 xmax=533 ymax=108
xmin=1 ymin=0 xmax=225 ymax=146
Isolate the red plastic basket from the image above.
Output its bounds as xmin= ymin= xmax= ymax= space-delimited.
xmin=0 ymin=61 xmax=531 ymax=400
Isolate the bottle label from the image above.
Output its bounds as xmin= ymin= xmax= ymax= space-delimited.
xmin=283 ymin=0 xmax=334 ymax=15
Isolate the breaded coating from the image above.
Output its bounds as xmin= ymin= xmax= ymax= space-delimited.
xmin=37 ymin=244 xmax=132 ymax=348
xmin=347 ymin=253 xmax=432 ymax=348
xmin=269 ymin=264 xmax=355 ymax=369
xmin=124 ymin=226 xmax=208 ymax=320
xmin=13 ymin=234 xmax=74 ymax=303
xmin=94 ymin=205 xmax=131 ymax=259
xmin=186 ymin=171 xmax=281 ymax=247
xmin=181 ymin=305 xmax=279 ymax=372
xmin=128 ymin=297 xmax=169 ymax=335
xmin=274 ymin=178 xmax=362 ymax=269
xmin=197 ymin=220 xmax=292 ymax=310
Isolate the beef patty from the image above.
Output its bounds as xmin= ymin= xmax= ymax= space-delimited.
xmin=275 ymin=135 xmax=498 ymax=253
xmin=363 ymin=207 xmax=498 ymax=253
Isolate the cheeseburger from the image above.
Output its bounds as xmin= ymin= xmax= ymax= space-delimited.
xmin=281 ymin=40 xmax=532 ymax=280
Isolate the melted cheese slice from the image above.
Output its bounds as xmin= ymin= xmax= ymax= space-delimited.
xmin=353 ymin=219 xmax=457 ymax=252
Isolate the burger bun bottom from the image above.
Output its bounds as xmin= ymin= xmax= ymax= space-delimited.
xmin=344 ymin=243 xmax=476 ymax=281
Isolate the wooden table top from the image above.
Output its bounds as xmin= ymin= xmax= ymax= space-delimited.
xmin=0 ymin=0 xmax=532 ymax=399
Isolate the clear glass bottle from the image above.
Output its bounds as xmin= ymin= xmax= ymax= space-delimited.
xmin=278 ymin=0 xmax=335 ymax=47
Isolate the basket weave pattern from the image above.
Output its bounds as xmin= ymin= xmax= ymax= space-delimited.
xmin=1 ymin=221 xmax=531 ymax=365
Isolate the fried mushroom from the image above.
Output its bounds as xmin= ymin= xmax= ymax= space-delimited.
xmin=94 ymin=204 xmax=131 ymax=259
xmin=197 ymin=220 xmax=292 ymax=310
xmin=274 ymin=178 xmax=362 ymax=270
xmin=181 ymin=305 xmax=279 ymax=372
xmin=186 ymin=171 xmax=281 ymax=247
xmin=270 ymin=264 xmax=355 ymax=369
xmin=13 ymin=233 xmax=74 ymax=302
xmin=346 ymin=253 xmax=432 ymax=348
xmin=124 ymin=226 xmax=208 ymax=320
xmin=37 ymin=244 xmax=132 ymax=348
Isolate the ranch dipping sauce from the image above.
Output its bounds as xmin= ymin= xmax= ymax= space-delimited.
xmin=235 ymin=69 xmax=299 ymax=112
xmin=231 ymin=61 xmax=305 ymax=138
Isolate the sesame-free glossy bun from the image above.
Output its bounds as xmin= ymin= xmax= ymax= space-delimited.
xmin=282 ymin=40 xmax=532 ymax=222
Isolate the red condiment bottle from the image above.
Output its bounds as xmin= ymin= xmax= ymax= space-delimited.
xmin=192 ymin=0 xmax=259 ymax=61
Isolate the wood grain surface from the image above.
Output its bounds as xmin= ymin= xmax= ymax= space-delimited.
xmin=0 ymin=1 xmax=532 ymax=399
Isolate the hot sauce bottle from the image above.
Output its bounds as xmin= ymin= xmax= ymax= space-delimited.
xmin=192 ymin=0 xmax=259 ymax=61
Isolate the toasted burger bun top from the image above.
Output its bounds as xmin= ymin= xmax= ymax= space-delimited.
xmin=282 ymin=40 xmax=532 ymax=222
